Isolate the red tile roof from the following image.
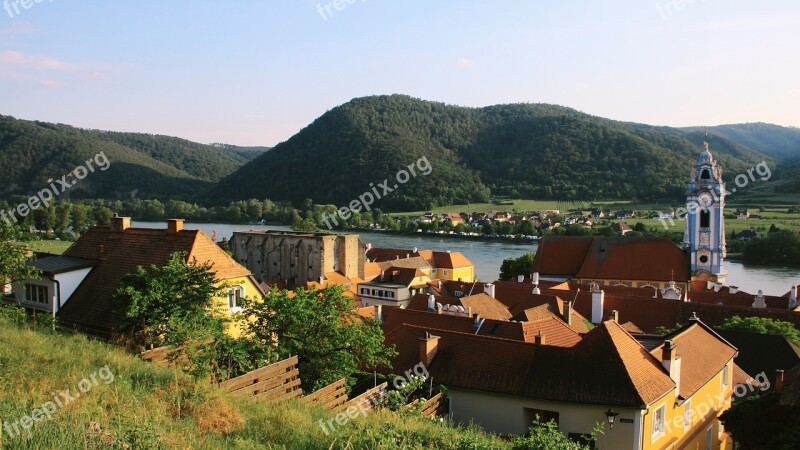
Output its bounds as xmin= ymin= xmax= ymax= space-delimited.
xmin=532 ymin=236 xmax=690 ymax=282
xmin=384 ymin=320 xmax=675 ymax=407
xmin=58 ymin=224 xmax=255 ymax=335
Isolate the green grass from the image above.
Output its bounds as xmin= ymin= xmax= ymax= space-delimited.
xmin=14 ymin=240 xmax=73 ymax=255
xmin=0 ymin=306 xmax=508 ymax=449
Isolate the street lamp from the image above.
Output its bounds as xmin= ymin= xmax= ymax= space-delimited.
xmin=605 ymin=408 xmax=619 ymax=429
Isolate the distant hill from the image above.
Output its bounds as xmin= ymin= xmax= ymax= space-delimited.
xmin=207 ymin=95 xmax=778 ymax=209
xmin=0 ymin=115 xmax=252 ymax=200
xmin=210 ymin=143 xmax=271 ymax=161
xmin=682 ymin=123 xmax=800 ymax=161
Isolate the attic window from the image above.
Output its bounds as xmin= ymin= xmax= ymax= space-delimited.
xmin=488 ymin=323 xmax=501 ymax=335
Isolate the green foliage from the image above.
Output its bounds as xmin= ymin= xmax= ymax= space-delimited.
xmin=717 ymin=316 xmax=800 ymax=345
xmin=742 ymin=229 xmax=800 ymax=265
xmin=654 ymin=323 xmax=683 ymax=335
xmin=245 ymin=285 xmax=397 ymax=391
xmin=0 ymin=114 xmax=252 ymax=201
xmin=511 ymin=418 xmax=602 ymax=450
xmin=720 ymin=392 xmax=800 ymax=450
xmin=499 ymin=252 xmax=536 ymax=281
xmin=0 ymin=221 xmax=40 ymax=285
xmin=209 ymin=95 xmax=775 ymax=208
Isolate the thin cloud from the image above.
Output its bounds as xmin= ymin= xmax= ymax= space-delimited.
xmin=0 ymin=49 xmax=137 ymax=86
xmin=457 ymin=57 xmax=474 ymax=67
xmin=0 ymin=22 xmax=40 ymax=36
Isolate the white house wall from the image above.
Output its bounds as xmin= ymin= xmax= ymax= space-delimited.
xmin=449 ymin=387 xmax=640 ymax=450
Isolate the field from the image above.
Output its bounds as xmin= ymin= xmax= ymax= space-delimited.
xmin=14 ymin=240 xmax=73 ymax=255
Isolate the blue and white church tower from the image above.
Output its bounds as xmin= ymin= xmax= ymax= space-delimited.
xmin=683 ymin=139 xmax=727 ymax=284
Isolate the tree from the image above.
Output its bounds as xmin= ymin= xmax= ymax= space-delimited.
xmin=112 ymin=251 xmax=271 ymax=380
xmin=0 ymin=221 xmax=41 ymax=286
xmin=717 ymin=316 xmax=800 ymax=345
xmin=245 ymin=285 xmax=396 ymax=390
xmin=511 ymin=418 xmax=602 ymax=450
xmin=112 ymin=252 xmax=224 ymax=347
xmin=499 ymin=253 xmax=536 ymax=281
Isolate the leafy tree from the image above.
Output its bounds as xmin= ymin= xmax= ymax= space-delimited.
xmin=245 ymin=285 xmax=396 ymax=390
xmin=112 ymin=251 xmax=271 ymax=380
xmin=742 ymin=230 xmax=800 ymax=266
xmin=717 ymin=316 xmax=800 ymax=345
xmin=499 ymin=252 xmax=536 ymax=281
xmin=112 ymin=252 xmax=224 ymax=348
xmin=0 ymin=221 xmax=41 ymax=286
xmin=511 ymin=418 xmax=602 ymax=450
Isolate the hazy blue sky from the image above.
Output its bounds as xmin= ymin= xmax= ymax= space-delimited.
xmin=1 ymin=0 xmax=798 ymax=146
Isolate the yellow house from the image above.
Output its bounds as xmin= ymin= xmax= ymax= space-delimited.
xmin=385 ymin=315 xmax=738 ymax=449
xmin=365 ymin=247 xmax=476 ymax=283
xmin=48 ymin=217 xmax=263 ymax=338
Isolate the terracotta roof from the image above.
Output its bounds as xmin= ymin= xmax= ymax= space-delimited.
xmin=455 ymin=293 xmax=513 ymax=321
xmin=363 ymin=262 xmax=382 ymax=281
xmin=575 ymin=237 xmax=689 ymax=282
xmin=430 ymin=251 xmax=473 ymax=269
xmin=58 ymin=225 xmax=255 ymax=335
xmin=375 ymin=257 xmax=431 ymax=271
xmin=531 ymin=236 xmax=594 ymax=277
xmin=384 ymin=320 xmax=675 ymax=407
xmin=381 ymin=307 xmax=477 ymax=336
xmin=652 ymin=320 xmax=738 ymax=400
xmin=366 ymin=247 xmax=414 ymax=262
xmin=532 ymin=236 xmax=690 ymax=282
xmin=478 ymin=317 xmax=582 ymax=346
xmin=717 ymin=330 xmax=800 ymax=387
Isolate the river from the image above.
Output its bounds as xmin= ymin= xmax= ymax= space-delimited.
xmin=133 ymin=221 xmax=800 ymax=296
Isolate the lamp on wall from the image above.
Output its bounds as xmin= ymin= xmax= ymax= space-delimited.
xmin=605 ymin=408 xmax=619 ymax=429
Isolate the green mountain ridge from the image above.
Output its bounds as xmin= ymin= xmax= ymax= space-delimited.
xmin=0 ymin=115 xmax=251 ymax=200
xmin=207 ymin=95 xmax=784 ymax=209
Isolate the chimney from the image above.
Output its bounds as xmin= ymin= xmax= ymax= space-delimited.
xmin=729 ymin=285 xmax=739 ymax=295
xmin=517 ymin=274 xmax=524 ymax=283
xmin=406 ymin=254 xmax=410 ymax=259
xmin=591 ymin=284 xmax=605 ymax=324
xmin=436 ymin=303 xmax=443 ymax=314
xmin=484 ymin=283 xmax=496 ymax=299
xmin=776 ymin=369 xmax=785 ymax=391
xmin=374 ymin=304 xmax=383 ymax=321
xmin=535 ymin=331 xmax=546 ymax=345
xmin=790 ymin=285 xmax=797 ymax=309
xmin=112 ymin=216 xmax=131 ymax=232
xmin=473 ymin=313 xmax=482 ymax=325
xmin=427 ymin=294 xmax=436 ymax=311
xmin=532 ymin=272 xmax=540 ymax=285
xmin=167 ymin=219 xmax=184 ymax=235
xmin=466 ymin=306 xmax=472 ymax=317
xmin=661 ymin=340 xmax=681 ymax=391
xmin=564 ymin=301 xmax=573 ymax=326
xmin=610 ymin=310 xmax=619 ymax=324
xmin=419 ymin=332 xmax=440 ymax=366
xmin=413 ymin=247 xmax=418 ymax=253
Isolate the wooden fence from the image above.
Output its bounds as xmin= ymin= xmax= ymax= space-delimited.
xmin=219 ymin=356 xmax=303 ymax=404
xmin=140 ymin=345 xmax=170 ymax=363
xmin=408 ymin=392 xmax=447 ymax=417
xmin=340 ymin=382 xmax=388 ymax=413
xmin=303 ymin=378 xmax=348 ymax=411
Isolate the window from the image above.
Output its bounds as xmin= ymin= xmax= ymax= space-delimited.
xmin=431 ymin=268 xmax=437 ymax=274
xmin=700 ymin=169 xmax=711 ymax=180
xmin=700 ymin=210 xmax=710 ymax=228
xmin=722 ymin=364 xmax=729 ymax=387
xmin=684 ymin=399 xmax=692 ymax=429
xmin=652 ymin=405 xmax=666 ymax=440
xmin=228 ymin=287 xmax=243 ymax=311
xmin=443 ymin=270 xmax=448 ymax=276
xmin=524 ymin=408 xmax=559 ymax=426
xmin=360 ymin=288 xmax=368 ymax=295
xmin=24 ymin=284 xmax=49 ymax=305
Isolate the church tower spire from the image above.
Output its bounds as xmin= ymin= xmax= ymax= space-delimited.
xmin=685 ymin=135 xmax=727 ymax=284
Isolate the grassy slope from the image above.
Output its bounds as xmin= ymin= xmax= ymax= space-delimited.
xmin=0 ymin=310 xmax=507 ymax=450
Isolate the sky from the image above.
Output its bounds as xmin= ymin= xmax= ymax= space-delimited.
xmin=0 ymin=0 xmax=798 ymax=146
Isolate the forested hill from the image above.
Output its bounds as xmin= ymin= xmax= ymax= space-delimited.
xmin=0 ymin=115 xmax=251 ymax=200
xmin=207 ymin=95 xmax=776 ymax=209
xmin=682 ymin=123 xmax=800 ymax=161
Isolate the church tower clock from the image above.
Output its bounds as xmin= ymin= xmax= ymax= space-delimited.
xmin=683 ymin=139 xmax=727 ymax=284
